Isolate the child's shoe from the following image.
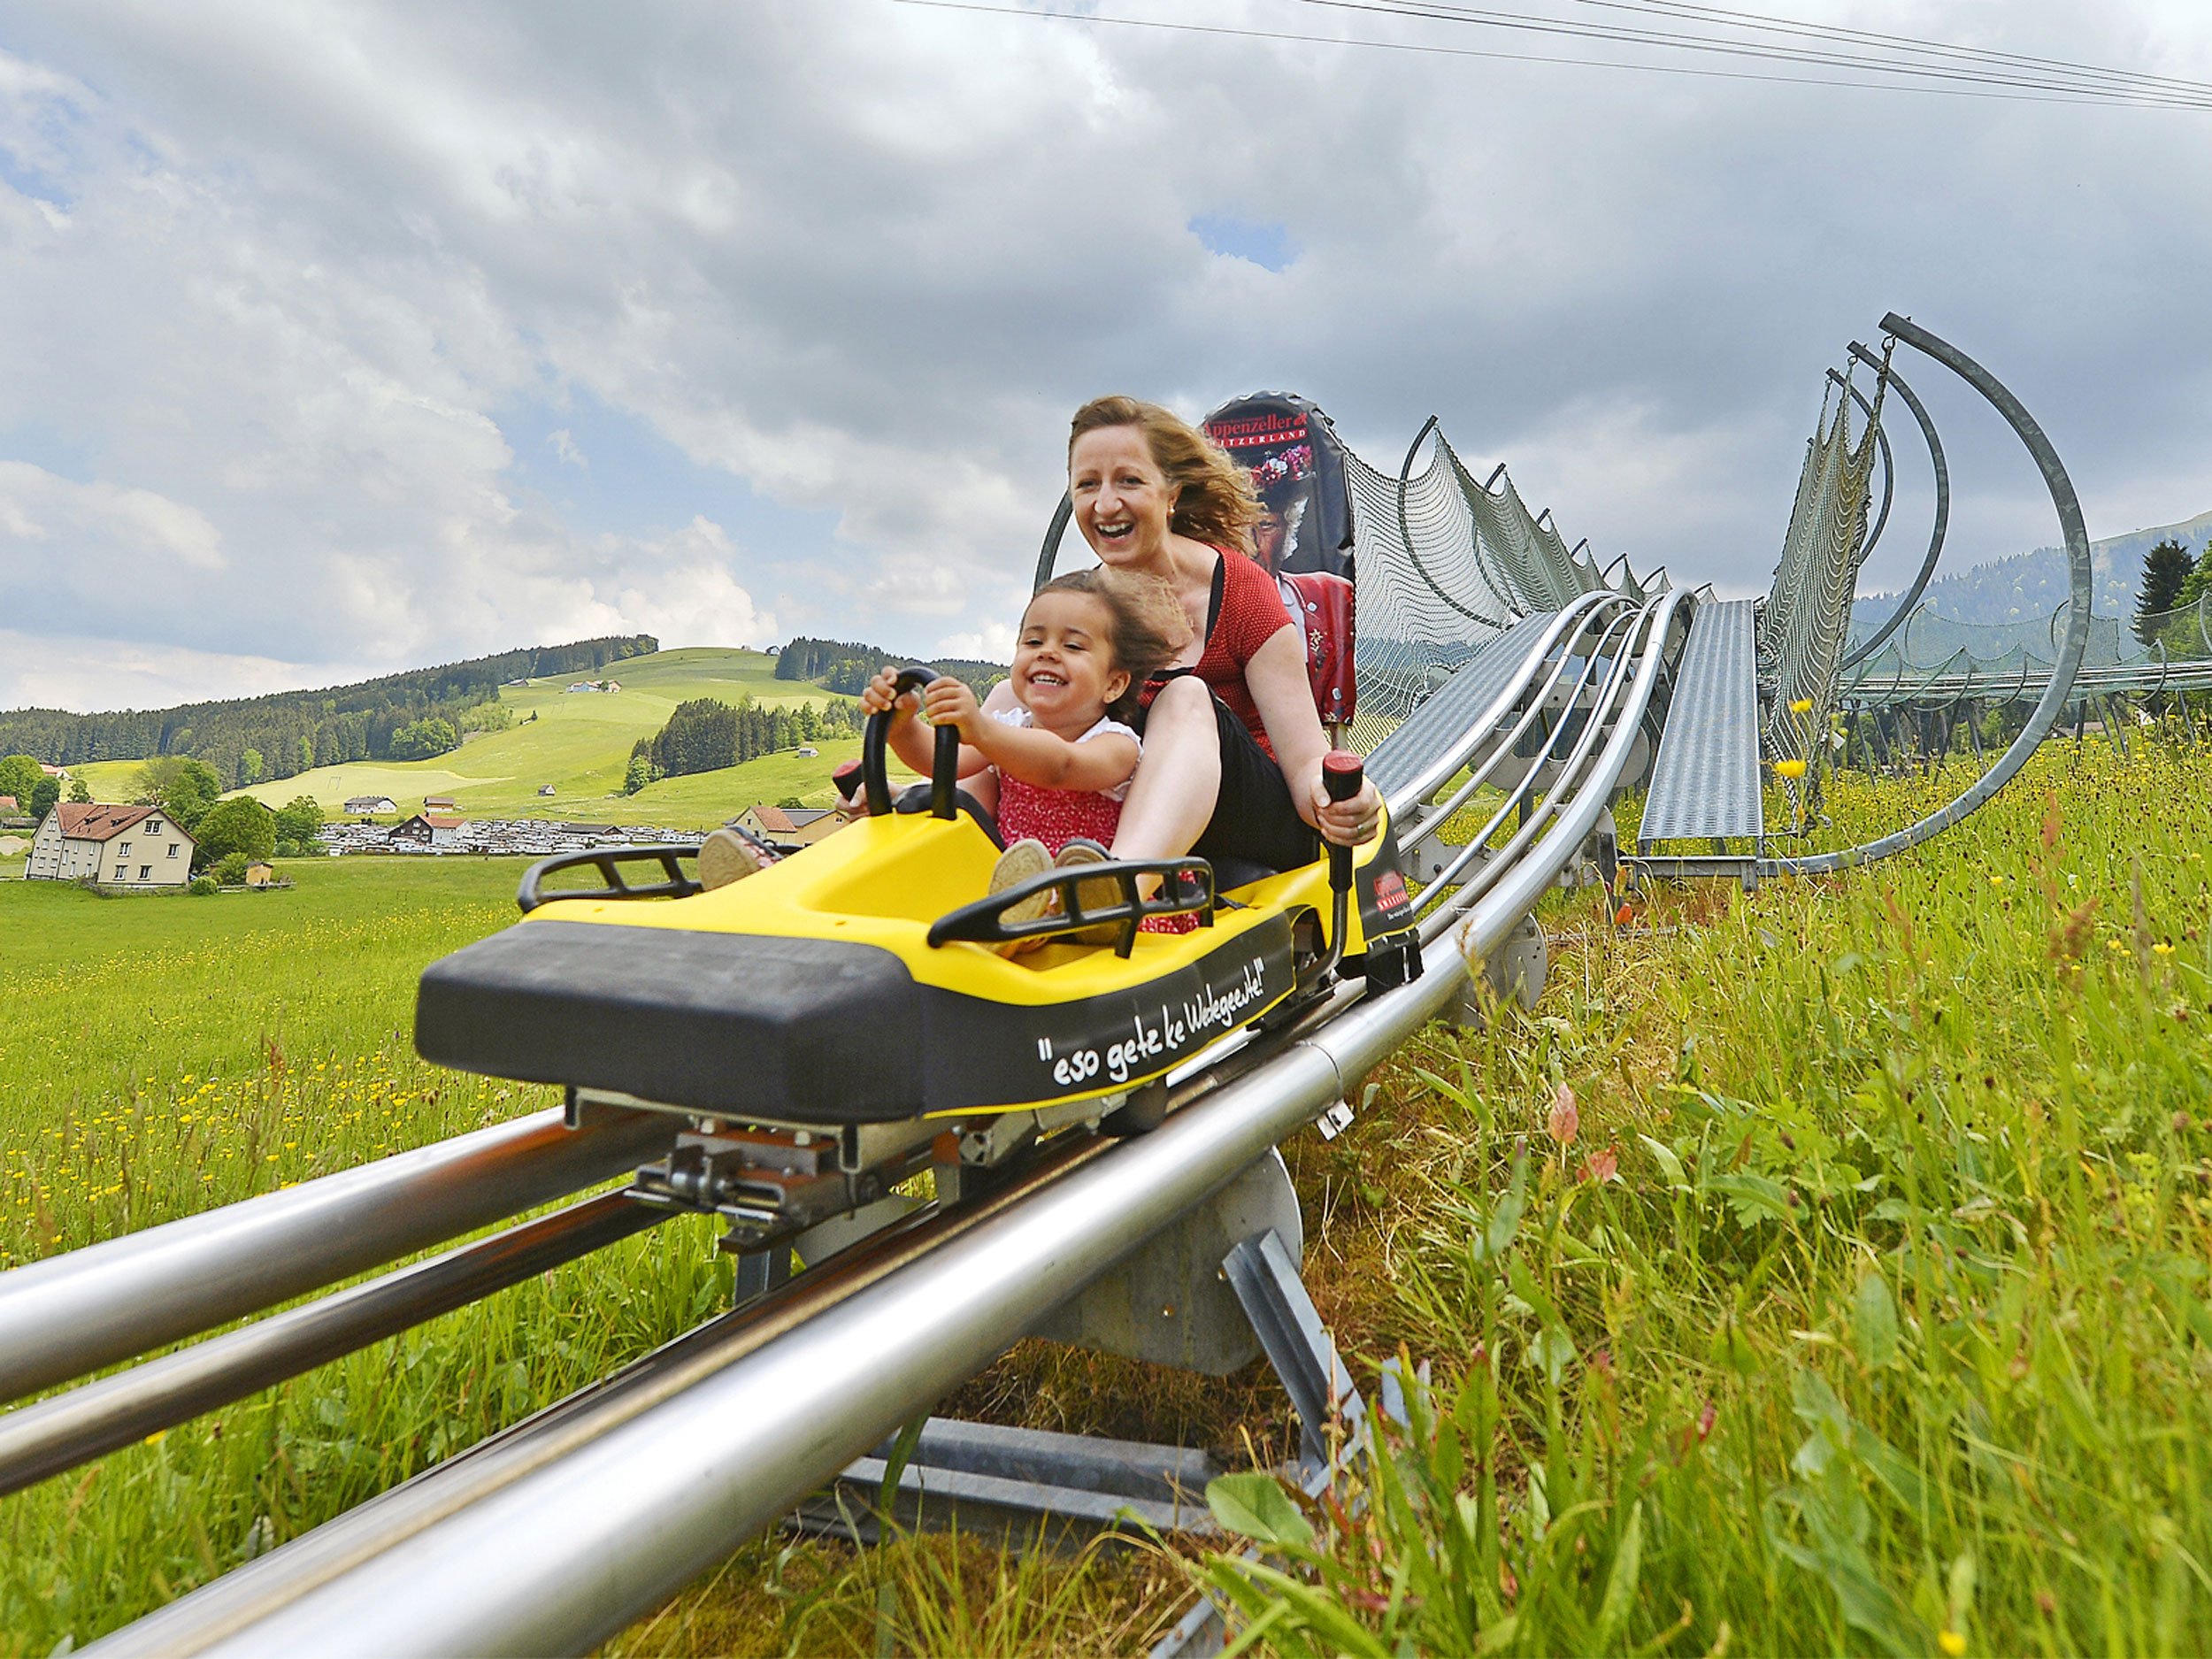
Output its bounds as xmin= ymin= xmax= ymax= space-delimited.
xmin=699 ymin=827 xmax=772 ymax=891
xmin=1053 ymin=840 xmax=1125 ymax=944
xmin=988 ymin=838 xmax=1057 ymax=956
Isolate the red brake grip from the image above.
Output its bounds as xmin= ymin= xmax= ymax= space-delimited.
xmin=1323 ymin=749 xmax=1364 ymax=803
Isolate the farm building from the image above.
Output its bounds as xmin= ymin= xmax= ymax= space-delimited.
xmin=24 ymin=803 xmax=196 ymax=887
xmin=244 ymin=862 xmax=278 ymax=887
xmin=423 ymin=794 xmax=459 ymax=810
xmin=0 ymin=796 xmax=16 ymax=815
xmin=736 ymin=804 xmax=838 ymax=846
xmin=537 ymin=785 xmax=557 ymax=796
xmin=388 ymin=813 xmax=465 ymax=849
xmin=345 ymin=795 xmax=398 ymax=815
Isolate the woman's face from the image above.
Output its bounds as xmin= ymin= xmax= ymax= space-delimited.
xmin=1252 ymin=509 xmax=1287 ymax=572
xmin=1070 ymin=426 xmax=1175 ymax=571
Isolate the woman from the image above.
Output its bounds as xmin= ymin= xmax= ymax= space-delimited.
xmin=1061 ymin=395 xmax=1379 ymax=877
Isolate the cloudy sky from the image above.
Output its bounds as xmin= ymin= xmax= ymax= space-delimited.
xmin=1 ymin=1 xmax=2207 ymax=711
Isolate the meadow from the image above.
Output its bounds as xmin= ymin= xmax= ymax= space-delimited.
xmin=3 ymin=737 xmax=2208 ymax=1655
xmin=213 ymin=646 xmax=869 ymax=828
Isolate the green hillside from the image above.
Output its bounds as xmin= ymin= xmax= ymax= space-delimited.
xmin=223 ymin=648 xmax=896 ymax=829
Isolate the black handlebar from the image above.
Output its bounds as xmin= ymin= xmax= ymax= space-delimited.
xmin=861 ymin=664 xmax=961 ymax=821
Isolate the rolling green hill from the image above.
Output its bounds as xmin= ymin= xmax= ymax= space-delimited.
xmin=223 ymin=648 xmax=902 ymax=829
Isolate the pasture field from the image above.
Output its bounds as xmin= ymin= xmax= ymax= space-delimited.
xmin=4 ymin=740 xmax=2210 ymax=1655
xmin=217 ymin=646 xmax=866 ymax=826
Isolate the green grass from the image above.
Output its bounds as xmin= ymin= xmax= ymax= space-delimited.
xmin=216 ymin=647 xmax=862 ymax=828
xmin=0 ymin=857 xmax=728 ymax=1652
xmin=9 ymin=740 xmax=2211 ymax=1655
xmin=1187 ymin=737 xmax=2212 ymax=1655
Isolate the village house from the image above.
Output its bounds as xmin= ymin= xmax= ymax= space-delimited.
xmin=422 ymin=795 xmax=459 ymax=810
xmin=25 ymin=803 xmax=196 ymax=887
xmin=735 ymin=804 xmax=838 ymax=847
xmin=388 ymin=812 xmax=466 ymax=849
xmin=345 ymin=795 xmax=398 ymax=815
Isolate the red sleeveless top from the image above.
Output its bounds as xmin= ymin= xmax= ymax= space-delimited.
xmin=1138 ymin=550 xmax=1296 ymax=758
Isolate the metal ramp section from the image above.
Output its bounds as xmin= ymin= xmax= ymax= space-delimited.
xmin=1365 ymin=610 xmax=1561 ymax=803
xmin=1637 ymin=596 xmax=1763 ymax=851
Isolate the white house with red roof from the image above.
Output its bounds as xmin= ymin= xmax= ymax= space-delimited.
xmin=734 ymin=803 xmax=838 ymax=846
xmin=25 ymin=803 xmax=196 ymax=887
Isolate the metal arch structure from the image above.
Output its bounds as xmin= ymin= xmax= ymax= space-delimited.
xmin=1764 ymin=312 xmax=2092 ymax=876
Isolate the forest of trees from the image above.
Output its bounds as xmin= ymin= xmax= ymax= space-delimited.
xmin=629 ymin=695 xmax=862 ymax=789
xmin=774 ymin=637 xmax=1004 ymax=697
xmin=0 ymin=635 xmax=656 ymax=789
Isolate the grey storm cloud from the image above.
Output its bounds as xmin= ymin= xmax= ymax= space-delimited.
xmin=0 ymin=0 xmax=2207 ymax=708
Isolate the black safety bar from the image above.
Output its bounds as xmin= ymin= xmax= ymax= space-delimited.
xmin=926 ymin=856 xmax=1216 ymax=959
xmin=862 ymin=664 xmax=962 ymax=820
xmin=516 ymin=844 xmax=710 ymax=913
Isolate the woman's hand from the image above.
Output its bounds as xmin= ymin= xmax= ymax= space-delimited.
xmin=921 ymin=677 xmax=983 ymax=742
xmin=1310 ymin=770 xmax=1381 ymax=849
xmin=859 ymin=665 xmax=918 ymax=718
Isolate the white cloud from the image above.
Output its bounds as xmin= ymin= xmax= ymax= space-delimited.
xmin=0 ymin=627 xmax=346 ymax=712
xmin=936 ymin=619 xmax=1018 ymax=663
xmin=0 ymin=0 xmax=2207 ymax=708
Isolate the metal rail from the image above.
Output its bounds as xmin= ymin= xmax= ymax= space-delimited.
xmin=0 ymin=1191 xmax=671 ymax=1497
xmin=0 ymin=1104 xmax=678 ymax=1403
xmin=89 ymin=592 xmax=1682 ymax=1659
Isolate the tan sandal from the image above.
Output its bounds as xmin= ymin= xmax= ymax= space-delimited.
xmin=1052 ymin=840 xmax=1125 ymax=944
xmin=699 ymin=828 xmax=770 ymax=891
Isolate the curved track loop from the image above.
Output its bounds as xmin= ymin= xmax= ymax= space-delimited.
xmin=1765 ymin=313 xmax=2092 ymax=876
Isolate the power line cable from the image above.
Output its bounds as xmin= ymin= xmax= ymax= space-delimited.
xmin=1286 ymin=0 xmax=2212 ymax=107
xmin=1567 ymin=0 xmax=2212 ymax=99
xmin=891 ymin=0 xmax=2212 ymax=111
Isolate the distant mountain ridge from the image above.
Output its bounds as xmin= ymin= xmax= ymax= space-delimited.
xmin=1853 ymin=508 xmax=2212 ymax=632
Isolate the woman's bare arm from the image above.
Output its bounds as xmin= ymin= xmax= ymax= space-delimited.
xmin=1245 ymin=627 xmax=1379 ymax=845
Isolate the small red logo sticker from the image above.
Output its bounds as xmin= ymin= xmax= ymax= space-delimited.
xmin=1371 ymin=871 xmax=1411 ymax=915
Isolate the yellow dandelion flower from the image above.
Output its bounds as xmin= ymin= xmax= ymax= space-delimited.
xmin=1939 ymin=1632 xmax=1966 ymax=1657
xmin=2154 ymin=941 xmax=2177 ymax=956
xmin=1989 ymin=875 xmax=2004 ymax=887
xmin=1775 ymin=758 xmax=1808 ymax=780
xmin=1790 ymin=698 xmax=1813 ymax=714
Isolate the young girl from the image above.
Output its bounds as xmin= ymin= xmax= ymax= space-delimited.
xmin=862 ymin=568 xmax=1190 ymax=931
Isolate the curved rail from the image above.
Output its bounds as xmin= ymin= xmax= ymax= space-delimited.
xmin=1766 ymin=313 xmax=2092 ymax=876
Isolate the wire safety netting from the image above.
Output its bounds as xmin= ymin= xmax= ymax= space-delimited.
xmin=1759 ymin=365 xmax=1882 ymax=787
xmin=1341 ymin=430 xmax=1617 ymax=757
